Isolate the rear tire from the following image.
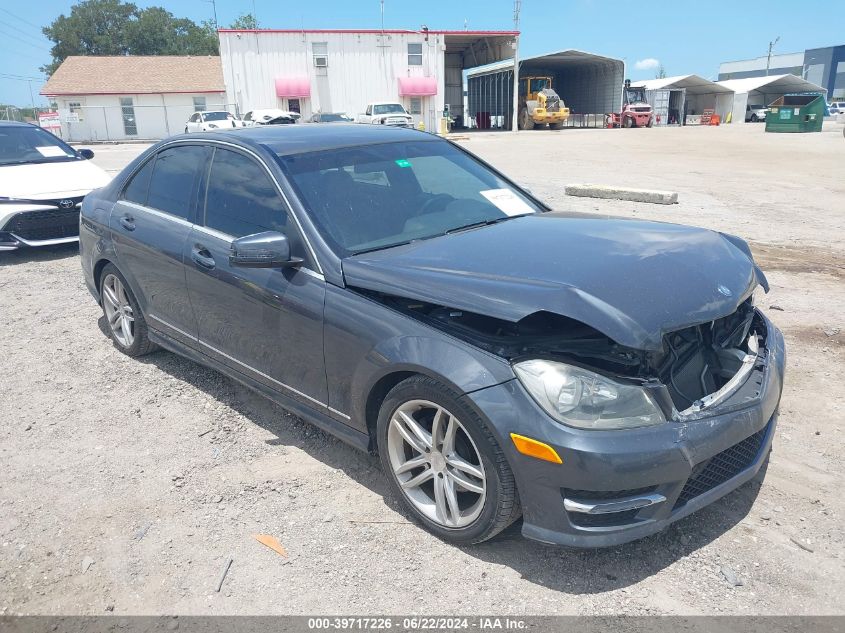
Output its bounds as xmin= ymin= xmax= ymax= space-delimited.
xmin=646 ymin=117 xmax=653 ymax=128
xmin=99 ymin=264 xmax=157 ymax=357
xmin=751 ymin=114 xmax=758 ymax=123
xmin=376 ymin=375 xmax=521 ymax=544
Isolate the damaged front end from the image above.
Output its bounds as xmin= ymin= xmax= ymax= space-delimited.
xmin=358 ymin=289 xmax=768 ymax=424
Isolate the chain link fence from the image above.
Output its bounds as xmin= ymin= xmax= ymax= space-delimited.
xmin=49 ymin=102 xmax=239 ymax=143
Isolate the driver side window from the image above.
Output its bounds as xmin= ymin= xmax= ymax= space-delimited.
xmin=204 ymin=148 xmax=288 ymax=238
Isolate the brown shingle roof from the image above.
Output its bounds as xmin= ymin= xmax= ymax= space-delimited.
xmin=41 ymin=56 xmax=225 ymax=96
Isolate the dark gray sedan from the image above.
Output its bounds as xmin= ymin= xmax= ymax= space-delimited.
xmin=80 ymin=125 xmax=784 ymax=547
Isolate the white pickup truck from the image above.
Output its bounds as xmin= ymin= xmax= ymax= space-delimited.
xmin=356 ymin=102 xmax=414 ymax=127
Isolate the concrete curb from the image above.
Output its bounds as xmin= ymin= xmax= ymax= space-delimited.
xmin=565 ymin=184 xmax=678 ymax=205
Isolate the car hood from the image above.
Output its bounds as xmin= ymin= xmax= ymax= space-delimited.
xmin=0 ymin=160 xmax=111 ymax=198
xmin=342 ymin=214 xmax=768 ymax=351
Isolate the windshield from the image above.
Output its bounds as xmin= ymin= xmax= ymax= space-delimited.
xmin=373 ymin=104 xmax=407 ymax=115
xmin=320 ymin=113 xmax=350 ymax=122
xmin=529 ymin=78 xmax=550 ymax=92
xmin=0 ymin=125 xmax=79 ymax=167
xmin=203 ymin=111 xmax=232 ymax=121
xmin=626 ymin=88 xmax=646 ymax=104
xmin=277 ymin=140 xmax=542 ymax=257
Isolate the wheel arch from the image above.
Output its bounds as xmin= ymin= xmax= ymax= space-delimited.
xmin=93 ymin=257 xmax=115 ymax=299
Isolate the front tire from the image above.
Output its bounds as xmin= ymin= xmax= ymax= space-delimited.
xmin=99 ymin=264 xmax=156 ymax=357
xmin=751 ymin=114 xmax=758 ymax=123
xmin=624 ymin=116 xmax=634 ymax=128
xmin=518 ymin=108 xmax=535 ymax=130
xmin=377 ymin=375 xmax=521 ymax=544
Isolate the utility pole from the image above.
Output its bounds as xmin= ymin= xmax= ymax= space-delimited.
xmin=511 ymin=0 xmax=521 ymax=132
xmin=203 ymin=0 xmax=218 ymax=29
xmin=766 ymin=36 xmax=780 ymax=76
xmin=27 ymin=80 xmax=36 ymax=116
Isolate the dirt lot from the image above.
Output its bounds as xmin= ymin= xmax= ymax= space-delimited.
xmin=1 ymin=123 xmax=843 ymax=615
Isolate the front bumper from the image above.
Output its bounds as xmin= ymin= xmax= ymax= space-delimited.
xmin=466 ymin=314 xmax=785 ymax=548
xmin=0 ymin=206 xmax=81 ymax=251
xmin=533 ymin=108 xmax=570 ymax=122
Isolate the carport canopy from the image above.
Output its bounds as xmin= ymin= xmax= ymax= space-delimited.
xmin=465 ymin=49 xmax=625 ymax=128
xmin=718 ymin=74 xmax=827 ymax=123
xmin=632 ymin=74 xmax=735 ymax=122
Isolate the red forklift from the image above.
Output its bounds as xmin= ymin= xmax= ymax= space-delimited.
xmin=606 ymin=80 xmax=654 ymax=128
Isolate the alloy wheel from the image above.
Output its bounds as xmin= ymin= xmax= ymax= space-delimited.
xmin=102 ymin=273 xmax=135 ymax=348
xmin=386 ymin=399 xmax=487 ymax=528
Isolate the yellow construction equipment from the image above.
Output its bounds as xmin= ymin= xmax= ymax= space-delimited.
xmin=518 ymin=76 xmax=570 ymax=130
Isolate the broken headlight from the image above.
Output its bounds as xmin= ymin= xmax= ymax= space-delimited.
xmin=513 ymin=359 xmax=666 ymax=430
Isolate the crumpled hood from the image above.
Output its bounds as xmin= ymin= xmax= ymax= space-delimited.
xmin=342 ymin=215 xmax=768 ymax=351
xmin=0 ymin=160 xmax=111 ymax=199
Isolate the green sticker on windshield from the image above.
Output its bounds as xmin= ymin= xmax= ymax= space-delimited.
xmin=395 ymin=159 xmax=412 ymax=168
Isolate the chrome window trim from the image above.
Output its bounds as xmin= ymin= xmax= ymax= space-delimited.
xmin=148 ymin=313 xmax=349 ymax=420
xmin=155 ymin=138 xmax=324 ymax=276
xmin=119 ymin=200 xmax=193 ymax=228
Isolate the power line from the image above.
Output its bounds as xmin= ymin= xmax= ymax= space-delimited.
xmin=0 ymin=7 xmax=44 ymax=32
xmin=0 ymin=20 xmax=51 ymax=48
xmin=0 ymin=25 xmax=52 ymax=52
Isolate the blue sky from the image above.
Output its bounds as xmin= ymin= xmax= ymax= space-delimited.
xmin=0 ymin=0 xmax=840 ymax=107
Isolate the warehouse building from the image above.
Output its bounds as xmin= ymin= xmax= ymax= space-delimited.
xmin=465 ymin=50 xmax=625 ymax=130
xmin=40 ymin=56 xmax=229 ymax=142
xmin=718 ymin=74 xmax=827 ymax=125
xmin=718 ymin=44 xmax=844 ymax=100
xmin=218 ymin=28 xmax=518 ymax=132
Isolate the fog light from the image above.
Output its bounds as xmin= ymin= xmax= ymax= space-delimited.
xmin=510 ymin=433 xmax=562 ymax=464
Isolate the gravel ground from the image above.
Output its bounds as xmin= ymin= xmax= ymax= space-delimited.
xmin=1 ymin=124 xmax=843 ymax=615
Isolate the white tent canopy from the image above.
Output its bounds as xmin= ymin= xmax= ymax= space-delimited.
xmin=718 ymin=74 xmax=827 ymax=124
xmin=632 ymin=74 xmax=734 ymax=122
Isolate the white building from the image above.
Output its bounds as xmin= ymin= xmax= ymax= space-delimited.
xmin=41 ymin=56 xmax=229 ymax=142
xmin=218 ymin=28 xmax=518 ymax=131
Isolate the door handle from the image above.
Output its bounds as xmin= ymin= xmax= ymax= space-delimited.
xmin=119 ymin=215 xmax=135 ymax=231
xmin=191 ymin=245 xmax=216 ymax=270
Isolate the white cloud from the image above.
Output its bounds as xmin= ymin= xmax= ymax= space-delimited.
xmin=634 ymin=58 xmax=660 ymax=71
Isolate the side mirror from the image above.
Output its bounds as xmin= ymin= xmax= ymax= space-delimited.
xmin=229 ymin=231 xmax=303 ymax=268
xmin=79 ymin=148 xmax=95 ymax=160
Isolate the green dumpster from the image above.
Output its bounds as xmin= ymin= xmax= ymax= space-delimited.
xmin=765 ymin=93 xmax=825 ymax=133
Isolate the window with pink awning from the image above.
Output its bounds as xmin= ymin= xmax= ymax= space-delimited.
xmin=275 ymin=77 xmax=311 ymax=98
xmin=398 ymin=77 xmax=437 ymax=96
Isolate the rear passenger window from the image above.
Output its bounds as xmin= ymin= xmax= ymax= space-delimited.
xmin=122 ymin=158 xmax=153 ymax=205
xmin=146 ymin=146 xmax=206 ymax=220
xmin=204 ymin=148 xmax=287 ymax=237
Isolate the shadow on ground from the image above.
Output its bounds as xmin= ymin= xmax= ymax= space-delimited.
xmin=0 ymin=243 xmax=79 ymax=268
xmin=102 ymin=326 xmax=765 ymax=595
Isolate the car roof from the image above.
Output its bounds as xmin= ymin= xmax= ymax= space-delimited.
xmin=185 ymin=124 xmax=437 ymax=157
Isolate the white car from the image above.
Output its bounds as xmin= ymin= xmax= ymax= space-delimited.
xmin=0 ymin=121 xmax=110 ymax=251
xmin=242 ymin=109 xmax=301 ymax=126
xmin=828 ymin=102 xmax=845 ymax=116
xmin=745 ymin=104 xmax=769 ymax=122
xmin=356 ymin=103 xmax=414 ymax=127
xmin=184 ymin=111 xmax=243 ymax=133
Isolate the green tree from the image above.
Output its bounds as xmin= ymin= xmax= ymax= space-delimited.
xmin=655 ymin=64 xmax=667 ymax=80
xmin=41 ymin=0 xmax=136 ymax=74
xmin=41 ymin=0 xmax=219 ymax=76
xmin=229 ymin=13 xmax=259 ymax=29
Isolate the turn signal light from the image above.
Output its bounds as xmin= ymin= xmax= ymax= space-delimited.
xmin=510 ymin=433 xmax=563 ymax=464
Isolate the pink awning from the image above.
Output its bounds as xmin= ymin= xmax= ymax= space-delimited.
xmin=275 ymin=76 xmax=311 ymax=98
xmin=398 ymin=76 xmax=437 ymax=96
